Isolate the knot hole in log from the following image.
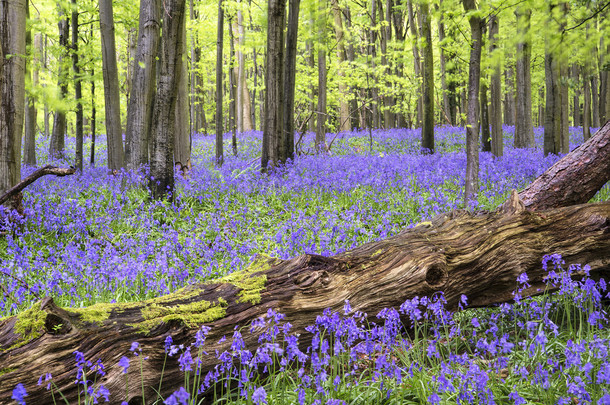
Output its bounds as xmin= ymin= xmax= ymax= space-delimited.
xmin=44 ymin=313 xmax=72 ymax=335
xmin=424 ymin=263 xmax=448 ymax=289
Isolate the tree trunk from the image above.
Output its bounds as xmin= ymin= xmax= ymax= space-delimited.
xmin=592 ymin=75 xmax=600 ymax=128
xmin=504 ymin=61 xmax=515 ymax=126
xmin=489 ymin=15 xmax=503 ymax=157
xmin=407 ymin=0 xmax=421 ymax=128
xmin=519 ymin=119 xmax=610 ymax=211
xmin=148 ymin=0 xmax=186 ymax=200
xmin=572 ymin=64 xmax=580 ymax=127
xmin=583 ymin=63 xmax=592 ymax=140
xmin=330 ymin=0 xmax=350 ymax=133
xmin=49 ymin=5 xmax=68 ymax=159
xmin=125 ymin=0 xmax=161 ymax=170
xmin=463 ymin=0 xmax=482 ymax=208
xmin=174 ymin=4 xmax=191 ymax=166
xmin=90 ymin=71 xmax=96 ymax=165
xmin=261 ymin=0 xmax=286 ymax=170
xmin=480 ymin=76 xmax=491 ymax=153
xmin=438 ymin=3 xmax=449 ymax=126
xmin=72 ymin=0 xmax=84 ymax=172
xmin=99 ymin=0 xmax=125 ymax=171
xmin=3 ymin=126 xmax=610 ymax=401
xmin=420 ymin=1 xmax=434 ymax=153
xmin=282 ymin=0 xmax=300 ymax=162
xmin=0 ymin=0 xmax=26 ymax=198
xmin=514 ymin=8 xmax=534 ymax=148
xmin=215 ymin=0 xmax=224 ymax=166
xmin=228 ymin=17 xmax=238 ymax=156
xmin=23 ymin=3 xmax=37 ymax=167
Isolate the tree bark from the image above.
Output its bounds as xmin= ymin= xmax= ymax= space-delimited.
xmin=407 ymin=0 xmax=421 ymax=128
xmin=0 ymin=0 xmax=26 ymax=197
xmin=519 ymin=119 xmax=610 ymax=211
xmin=480 ymin=76 xmax=491 ymax=153
xmin=572 ymin=64 xmax=580 ymax=127
xmin=330 ymin=0 xmax=350 ymax=133
xmin=72 ymin=0 xmax=84 ymax=172
xmin=420 ymin=1 xmax=434 ymax=153
xmin=125 ymin=0 xmax=161 ymax=170
xmin=99 ymin=0 xmax=125 ymax=171
xmin=215 ymin=0 xmax=224 ymax=166
xmin=23 ymin=2 xmax=37 ymax=167
xmin=463 ymin=0 xmax=482 ymax=208
xmin=282 ymin=0 xmax=300 ymax=162
xmin=514 ymin=7 xmax=534 ymax=148
xmin=148 ymin=0 xmax=186 ymax=200
xmin=2 ymin=180 xmax=610 ymax=403
xmin=174 ymin=8 xmax=191 ymax=166
xmin=262 ymin=0 xmax=286 ymax=170
xmin=49 ymin=4 xmax=68 ymax=159
xmin=504 ymin=61 xmax=515 ymax=126
xmin=315 ymin=0 xmax=327 ymax=153
xmin=489 ymin=15 xmax=502 ymax=157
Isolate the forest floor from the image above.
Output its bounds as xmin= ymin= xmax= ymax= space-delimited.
xmin=3 ymin=126 xmax=610 ymax=404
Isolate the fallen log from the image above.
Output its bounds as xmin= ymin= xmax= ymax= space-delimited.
xmin=2 ymin=127 xmax=610 ymax=403
xmin=519 ymin=119 xmax=610 ymax=210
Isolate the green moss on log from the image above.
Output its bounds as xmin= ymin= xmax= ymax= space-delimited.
xmin=130 ymin=298 xmax=228 ymax=334
xmin=5 ymin=302 xmax=47 ymax=351
xmin=0 ymin=367 xmax=16 ymax=377
xmin=70 ymin=301 xmax=139 ymax=325
xmin=217 ymin=255 xmax=274 ymax=304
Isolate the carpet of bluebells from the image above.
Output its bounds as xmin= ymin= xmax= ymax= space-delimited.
xmin=4 ymin=126 xmax=610 ymax=404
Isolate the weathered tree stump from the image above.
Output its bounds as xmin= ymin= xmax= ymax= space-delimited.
xmin=0 ymin=124 xmax=609 ymax=403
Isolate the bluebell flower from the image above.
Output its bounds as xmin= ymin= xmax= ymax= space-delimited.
xmin=12 ymin=383 xmax=27 ymax=405
xmin=252 ymin=386 xmax=267 ymax=405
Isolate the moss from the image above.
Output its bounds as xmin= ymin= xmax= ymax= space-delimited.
xmin=216 ymin=255 xmax=272 ymax=304
xmin=13 ymin=302 xmax=46 ymax=342
xmin=129 ymin=297 xmax=228 ymax=334
xmin=70 ymin=301 xmax=140 ymax=325
xmin=0 ymin=367 xmax=16 ymax=377
xmin=4 ymin=302 xmax=48 ymax=351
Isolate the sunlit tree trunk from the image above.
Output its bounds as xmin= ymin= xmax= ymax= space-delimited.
xmin=99 ymin=0 xmax=125 ymax=171
xmin=514 ymin=7 xmax=533 ymax=148
xmin=49 ymin=4 xmax=68 ymax=158
xmin=125 ymin=0 xmax=160 ymax=170
xmin=215 ymin=0 xmax=224 ymax=166
xmin=0 ymin=0 xmax=26 ymax=199
xmin=282 ymin=0 xmax=300 ymax=162
xmin=72 ymin=0 xmax=83 ymax=172
xmin=489 ymin=14 xmax=503 ymax=157
xmin=330 ymin=0 xmax=350 ymax=132
xmin=463 ymin=0 xmax=482 ymax=208
xmin=315 ymin=0 xmax=327 ymax=152
xmin=407 ymin=0 xmax=421 ymax=127
xmin=23 ymin=3 xmax=37 ymax=166
xmin=504 ymin=61 xmax=515 ymax=126
xmin=174 ymin=6 xmax=191 ymax=165
xmin=438 ymin=2 xmax=449 ymax=125
xmin=572 ymin=64 xmax=580 ymax=127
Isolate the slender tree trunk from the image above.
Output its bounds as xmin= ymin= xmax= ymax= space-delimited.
xmin=215 ymin=0 xmax=224 ymax=166
xmin=43 ymin=34 xmax=50 ymax=139
xmin=407 ymin=0 xmax=421 ymax=127
xmin=330 ymin=0 xmax=350 ymax=133
xmin=72 ymin=0 xmax=83 ymax=172
xmin=315 ymin=0 xmax=327 ymax=152
xmin=438 ymin=4 xmax=450 ymax=126
xmin=514 ymin=8 xmax=533 ymax=148
xmin=261 ymin=0 xmax=286 ymax=170
xmin=125 ymin=0 xmax=160 ymax=170
xmin=560 ymin=62 xmax=569 ymax=153
xmin=236 ymin=9 xmax=253 ymax=132
xmin=420 ymin=1 xmax=434 ymax=152
xmin=49 ymin=5 xmax=68 ymax=159
xmin=282 ymin=0 xmax=300 ymax=162
xmin=23 ymin=3 xmax=37 ymax=166
xmin=489 ymin=14 xmax=503 ymax=157
xmin=189 ymin=0 xmax=199 ymax=134
xmin=0 ymin=0 xmax=26 ymax=199
xmin=174 ymin=5 xmax=191 ymax=165
xmin=228 ymin=16 xmax=238 ymax=156
xmin=504 ymin=61 xmax=515 ymax=126
xmin=603 ymin=43 xmax=610 ymax=123
xmin=149 ymin=0 xmax=186 ymax=200
xmin=90 ymin=69 xmax=96 ymax=165
xmin=583 ymin=62 xmax=592 ymax=140
xmin=463 ymin=0 xmax=482 ymax=208
xmin=480 ymin=76 xmax=491 ymax=153
xmin=343 ymin=5 xmax=360 ymax=130
xmin=99 ymin=0 xmax=125 ymax=171
xmin=592 ymin=75 xmax=600 ymax=127
xmin=368 ymin=0 xmax=378 ymax=129
xmin=572 ymin=64 xmax=580 ymax=127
